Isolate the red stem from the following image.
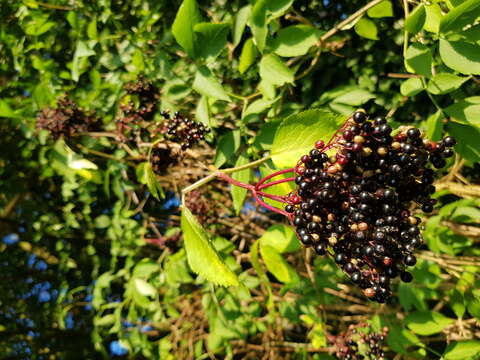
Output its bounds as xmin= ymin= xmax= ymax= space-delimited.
xmin=257 ymin=176 xmax=296 ymax=190
xmin=255 ymin=168 xmax=295 ymax=190
xmin=252 ymin=191 xmax=291 ymax=217
xmin=217 ymin=172 xmax=292 ymax=215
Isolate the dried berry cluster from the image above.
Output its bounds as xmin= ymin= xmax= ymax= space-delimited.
xmin=285 ymin=110 xmax=456 ymax=302
xmin=120 ymin=77 xmax=158 ymax=120
xmin=36 ymin=96 xmax=100 ymax=139
xmin=115 ymin=78 xmax=159 ymax=142
xmin=160 ymin=111 xmax=210 ymax=150
xmin=332 ymin=323 xmax=389 ymax=360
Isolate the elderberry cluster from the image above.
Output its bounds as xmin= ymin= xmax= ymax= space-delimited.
xmin=36 ymin=96 xmax=100 ymax=139
xmin=285 ymin=110 xmax=456 ymax=302
xmin=332 ymin=323 xmax=389 ymax=360
xmin=161 ymin=111 xmax=209 ymax=150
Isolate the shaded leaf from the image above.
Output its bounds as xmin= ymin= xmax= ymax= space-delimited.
xmin=427 ymin=73 xmax=469 ymax=95
xmin=440 ymin=0 xmax=480 ymax=34
xmin=405 ymin=43 xmax=432 ymax=77
xmin=445 ymin=121 xmax=480 ymax=162
xmin=259 ymin=244 xmax=299 ymax=283
xmin=445 ymin=96 xmax=480 ymax=126
xmin=214 ymin=130 xmax=241 ymax=168
xmin=405 ymin=4 xmax=426 ymax=34
xmin=194 ymin=23 xmax=230 ymax=60
xmin=193 ymin=66 xmax=231 ymax=101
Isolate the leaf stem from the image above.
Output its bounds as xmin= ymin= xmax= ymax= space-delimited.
xmin=320 ymin=0 xmax=385 ymax=43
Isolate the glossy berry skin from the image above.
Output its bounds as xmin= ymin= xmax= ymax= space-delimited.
xmin=353 ymin=111 xmax=367 ymax=124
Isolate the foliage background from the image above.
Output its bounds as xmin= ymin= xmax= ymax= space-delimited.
xmin=0 ymin=0 xmax=479 ymax=359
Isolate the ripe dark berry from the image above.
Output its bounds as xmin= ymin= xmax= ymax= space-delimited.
xmin=407 ymin=128 xmax=421 ymax=139
xmin=443 ymin=136 xmax=456 ymax=147
xmin=400 ymin=271 xmax=413 ymax=282
xmin=353 ymin=111 xmax=367 ymax=123
xmin=404 ymin=254 xmax=417 ymax=266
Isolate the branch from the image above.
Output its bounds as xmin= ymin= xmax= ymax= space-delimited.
xmin=319 ymin=0 xmax=385 ymax=43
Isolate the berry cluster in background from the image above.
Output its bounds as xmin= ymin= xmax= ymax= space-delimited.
xmin=35 ymin=78 xmax=210 ymax=162
xmin=330 ymin=323 xmax=389 ymax=360
xmin=36 ymin=96 xmax=100 ymax=139
xmin=160 ymin=110 xmax=210 ymax=150
xmin=285 ymin=110 xmax=456 ymax=303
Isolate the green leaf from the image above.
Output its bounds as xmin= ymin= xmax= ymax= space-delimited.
xmin=259 ymin=53 xmax=294 ymax=86
xmin=354 ymin=17 xmax=379 ymax=40
xmin=271 ymin=25 xmax=321 ymax=57
xmin=425 ymin=110 xmax=444 ymax=141
xmin=400 ymin=77 xmax=424 ymax=96
xmin=367 ymin=0 xmax=393 ymax=18
xmin=231 ymin=154 xmax=251 ymax=215
xmin=405 ymin=311 xmax=454 ymax=335
xmin=243 ymin=98 xmax=277 ymax=120
xmin=71 ymin=40 xmax=96 ymax=82
xmin=405 ymin=4 xmax=426 ymax=34
xmin=449 ymin=289 xmax=466 ymax=318
xmin=0 ymin=99 xmax=17 ymax=118
xmin=440 ymin=0 xmax=480 ymax=34
xmin=133 ymin=278 xmax=157 ymax=297
xmin=94 ymin=314 xmax=116 ymax=327
xmin=214 ymin=130 xmax=241 ymax=168
xmin=258 ymin=224 xmax=300 ymax=253
xmin=424 ymin=4 xmax=442 ymax=33
xmin=259 ymin=244 xmax=299 ymax=283
xmin=194 ymin=23 xmax=230 ymax=60
xmin=446 ymin=121 xmax=480 ymax=162
xmin=24 ymin=14 xmax=55 ymax=36
xmin=439 ymin=39 xmax=480 ymax=75
xmin=239 ymin=38 xmax=257 ymax=74
xmin=405 ymin=43 xmax=432 ymax=77
xmin=445 ymin=96 xmax=480 ymax=126
xmin=233 ymin=5 xmax=251 ymax=47
xmin=333 ymin=88 xmax=375 ymax=106
xmin=172 ymin=0 xmax=201 ymax=58
xmin=271 ymin=109 xmax=346 ymax=168
xmin=427 ymin=73 xmax=469 ymax=95
xmin=267 ymin=0 xmax=294 ymax=19
xmin=145 ymin=162 xmax=165 ymax=200
xmin=193 ymin=66 xmax=230 ymax=101
xmin=443 ymin=341 xmax=480 ymax=360
xmin=387 ymin=325 xmax=426 ymax=357
xmin=249 ymin=0 xmax=268 ymax=52
xmin=181 ymin=207 xmax=239 ymax=286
